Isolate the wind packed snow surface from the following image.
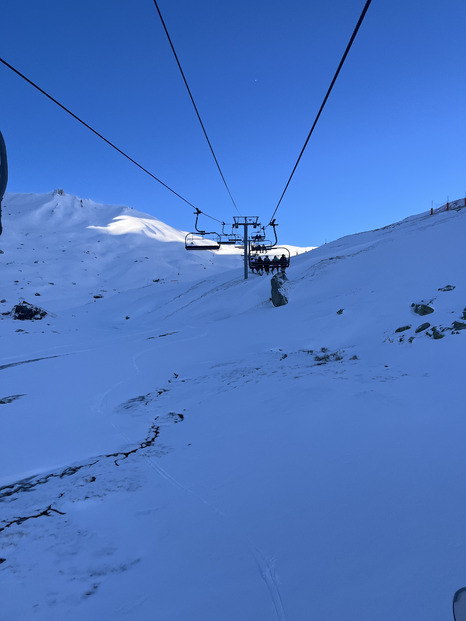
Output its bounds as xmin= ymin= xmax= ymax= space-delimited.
xmin=0 ymin=191 xmax=465 ymax=621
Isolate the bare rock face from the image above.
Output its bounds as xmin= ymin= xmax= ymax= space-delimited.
xmin=271 ymin=272 xmax=288 ymax=307
xmin=411 ymin=303 xmax=434 ymax=316
xmin=427 ymin=326 xmax=445 ymax=340
xmin=11 ymin=301 xmax=47 ymax=320
xmin=438 ymin=285 xmax=455 ymax=292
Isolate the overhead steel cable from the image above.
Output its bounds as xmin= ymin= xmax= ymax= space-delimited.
xmin=0 ymin=55 xmax=224 ymax=223
xmin=152 ymin=0 xmax=240 ymax=214
xmin=269 ymin=0 xmax=373 ymax=225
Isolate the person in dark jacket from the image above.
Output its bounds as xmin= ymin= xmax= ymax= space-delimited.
xmin=279 ymin=254 xmax=288 ymax=271
xmin=263 ymin=256 xmax=271 ymax=274
xmin=256 ymin=256 xmax=264 ymax=273
xmin=271 ymin=255 xmax=280 ymax=273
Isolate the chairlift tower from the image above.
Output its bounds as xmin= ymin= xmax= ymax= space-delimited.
xmin=233 ymin=216 xmax=260 ymax=280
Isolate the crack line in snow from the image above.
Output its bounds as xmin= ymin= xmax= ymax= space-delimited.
xmin=0 ymin=411 xmax=174 ymax=534
xmin=97 ymin=366 xmax=289 ymax=620
xmin=0 ymin=504 xmax=66 ymax=532
xmin=0 ymin=461 xmax=99 ymax=502
xmin=105 ymin=421 xmax=160 ymax=466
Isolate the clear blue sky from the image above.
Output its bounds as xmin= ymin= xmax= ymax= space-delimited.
xmin=1 ymin=0 xmax=465 ymax=246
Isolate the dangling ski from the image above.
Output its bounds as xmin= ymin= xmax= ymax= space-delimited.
xmin=0 ymin=129 xmax=8 ymax=236
xmin=453 ymin=588 xmax=466 ymax=620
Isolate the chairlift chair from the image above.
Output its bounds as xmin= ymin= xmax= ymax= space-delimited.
xmin=185 ymin=208 xmax=222 ymax=250
xmin=219 ymin=222 xmax=241 ymax=245
xmin=251 ymin=241 xmax=273 ymax=253
xmin=249 ymin=246 xmax=290 ymax=272
xmin=220 ymin=235 xmax=242 ymax=245
xmin=185 ymin=232 xmax=221 ymax=250
xmin=251 ymin=228 xmax=266 ymax=243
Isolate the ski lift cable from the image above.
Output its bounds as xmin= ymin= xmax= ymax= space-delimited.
xmin=152 ymin=0 xmax=240 ymax=215
xmin=0 ymin=55 xmax=225 ymax=224
xmin=268 ymin=0 xmax=373 ymax=225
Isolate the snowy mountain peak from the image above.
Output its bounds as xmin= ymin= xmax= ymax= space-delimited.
xmin=6 ymin=190 xmax=185 ymax=239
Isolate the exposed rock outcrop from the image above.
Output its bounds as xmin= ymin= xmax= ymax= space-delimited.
xmin=411 ymin=303 xmax=434 ymax=316
xmin=438 ymin=285 xmax=455 ymax=292
xmin=271 ymin=272 xmax=288 ymax=307
xmin=11 ymin=301 xmax=47 ymax=320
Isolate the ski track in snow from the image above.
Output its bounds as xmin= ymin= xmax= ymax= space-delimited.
xmin=76 ymin=329 xmax=287 ymax=617
xmin=98 ymin=339 xmax=290 ymax=621
xmin=143 ymin=454 xmax=288 ymax=621
xmin=251 ymin=550 xmax=288 ymax=621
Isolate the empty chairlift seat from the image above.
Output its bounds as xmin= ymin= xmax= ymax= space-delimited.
xmin=185 ymin=232 xmax=221 ymax=250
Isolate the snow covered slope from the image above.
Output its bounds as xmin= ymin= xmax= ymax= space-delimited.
xmin=0 ymin=193 xmax=465 ymax=621
xmin=0 ymin=191 xmax=245 ymax=311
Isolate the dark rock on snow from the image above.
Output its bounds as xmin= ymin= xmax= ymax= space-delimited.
xmin=271 ymin=272 xmax=288 ymax=307
xmin=411 ymin=303 xmax=434 ymax=316
xmin=0 ymin=394 xmax=25 ymax=404
xmin=428 ymin=326 xmax=445 ymax=340
xmin=11 ymin=302 xmax=47 ymax=320
xmin=438 ymin=285 xmax=455 ymax=292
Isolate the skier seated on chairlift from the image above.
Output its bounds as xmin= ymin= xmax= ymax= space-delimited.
xmin=263 ymin=256 xmax=271 ymax=274
xmin=250 ymin=255 xmax=257 ymax=273
xmin=279 ymin=254 xmax=288 ymax=271
xmin=255 ymin=255 xmax=264 ymax=273
xmin=271 ymin=256 xmax=280 ymax=273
